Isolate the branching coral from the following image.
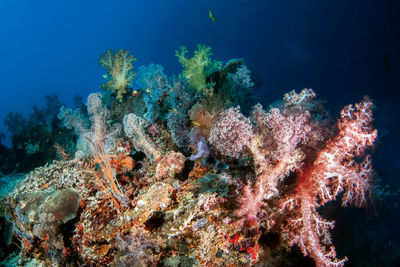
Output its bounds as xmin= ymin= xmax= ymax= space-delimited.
xmin=221 ymin=63 xmax=255 ymax=112
xmin=99 ymin=49 xmax=137 ymax=100
xmin=234 ymin=90 xmax=325 ymax=224
xmin=57 ymin=106 xmax=90 ymax=135
xmin=136 ymin=63 xmax=171 ymax=123
xmin=85 ymin=137 xmax=127 ymax=212
xmin=232 ymin=94 xmax=377 ymax=266
xmin=276 ymin=97 xmax=377 ymax=266
xmin=70 ymin=92 xmax=121 ymax=158
xmin=208 ymin=106 xmax=253 ymax=158
xmin=122 ymin=113 xmax=162 ymax=162
xmin=176 ymin=44 xmax=222 ymax=92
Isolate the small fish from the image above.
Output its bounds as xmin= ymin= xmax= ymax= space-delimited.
xmin=192 ymin=120 xmax=201 ymax=127
xmin=102 ymin=74 xmax=108 ymax=79
xmin=209 ymin=9 xmax=216 ymax=22
xmin=168 ymin=108 xmax=179 ymax=114
xmin=132 ymin=90 xmax=139 ymax=96
xmin=145 ymin=88 xmax=152 ymax=98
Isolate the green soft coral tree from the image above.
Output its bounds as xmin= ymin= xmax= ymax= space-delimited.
xmin=176 ymin=44 xmax=222 ymax=92
xmin=99 ymin=49 xmax=137 ymax=100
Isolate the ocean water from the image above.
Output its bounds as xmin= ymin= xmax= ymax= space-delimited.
xmin=0 ymin=1 xmax=399 ymax=266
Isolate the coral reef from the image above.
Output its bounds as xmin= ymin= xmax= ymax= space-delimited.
xmin=0 ymin=45 xmax=381 ymax=267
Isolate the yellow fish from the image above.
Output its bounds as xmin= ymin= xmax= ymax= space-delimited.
xmin=209 ymin=9 xmax=216 ymax=22
xmin=192 ymin=120 xmax=201 ymax=127
xmin=145 ymin=88 xmax=152 ymax=98
xmin=168 ymin=108 xmax=179 ymax=114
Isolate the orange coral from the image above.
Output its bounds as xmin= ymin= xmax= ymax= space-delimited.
xmin=188 ymin=162 xmax=208 ymax=180
xmin=188 ymin=102 xmax=215 ymax=137
xmin=110 ymin=154 xmax=135 ymax=173
xmin=85 ymin=137 xmax=126 ymax=213
xmin=121 ymin=156 xmax=135 ymax=171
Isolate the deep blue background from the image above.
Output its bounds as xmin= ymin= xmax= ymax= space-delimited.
xmin=0 ymin=0 xmax=399 ymax=263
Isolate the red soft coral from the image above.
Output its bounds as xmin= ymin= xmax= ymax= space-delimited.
xmin=279 ymin=97 xmax=377 ymax=267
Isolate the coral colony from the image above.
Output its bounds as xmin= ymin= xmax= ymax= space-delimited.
xmin=1 ymin=45 xmax=377 ymax=266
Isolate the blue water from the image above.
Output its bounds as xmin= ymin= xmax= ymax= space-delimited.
xmin=0 ymin=0 xmax=399 ymax=265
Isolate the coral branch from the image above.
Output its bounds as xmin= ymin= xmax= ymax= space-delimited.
xmin=278 ymin=97 xmax=377 ymax=266
xmin=122 ymin=113 xmax=162 ymax=162
xmin=85 ymin=137 xmax=127 ymax=212
xmin=99 ymin=49 xmax=137 ymax=100
xmin=235 ymin=90 xmax=320 ymax=223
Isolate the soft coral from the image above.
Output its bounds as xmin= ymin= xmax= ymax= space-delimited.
xmin=176 ymin=44 xmax=222 ymax=92
xmin=99 ymin=49 xmax=137 ymax=100
xmin=279 ymin=97 xmax=377 ymax=267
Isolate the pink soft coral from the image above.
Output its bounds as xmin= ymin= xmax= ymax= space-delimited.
xmin=235 ymin=91 xmax=320 ymax=224
xmin=208 ymin=106 xmax=253 ymax=158
xmin=279 ymin=97 xmax=377 ymax=266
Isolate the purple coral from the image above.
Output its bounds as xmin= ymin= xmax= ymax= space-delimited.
xmin=189 ymin=137 xmax=210 ymax=161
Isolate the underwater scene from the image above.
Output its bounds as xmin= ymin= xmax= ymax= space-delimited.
xmin=0 ymin=1 xmax=399 ymax=266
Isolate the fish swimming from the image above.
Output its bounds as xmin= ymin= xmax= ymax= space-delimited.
xmin=209 ymin=9 xmax=216 ymax=22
